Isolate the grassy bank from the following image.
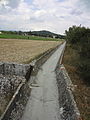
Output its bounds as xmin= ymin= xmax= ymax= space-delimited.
xmin=0 ymin=33 xmax=63 ymax=41
xmin=63 ymin=44 xmax=90 ymax=120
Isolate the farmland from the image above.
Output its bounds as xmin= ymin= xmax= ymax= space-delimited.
xmin=0 ymin=39 xmax=61 ymax=63
xmin=0 ymin=33 xmax=62 ymax=41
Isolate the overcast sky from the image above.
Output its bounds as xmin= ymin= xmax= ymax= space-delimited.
xmin=0 ymin=0 xmax=90 ymax=34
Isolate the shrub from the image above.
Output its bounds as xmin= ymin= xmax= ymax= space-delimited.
xmin=65 ymin=25 xmax=90 ymax=83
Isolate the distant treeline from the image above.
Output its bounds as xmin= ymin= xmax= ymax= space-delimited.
xmin=65 ymin=25 xmax=90 ymax=83
xmin=0 ymin=30 xmax=65 ymax=39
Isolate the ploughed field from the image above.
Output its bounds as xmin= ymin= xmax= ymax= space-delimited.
xmin=0 ymin=39 xmax=60 ymax=63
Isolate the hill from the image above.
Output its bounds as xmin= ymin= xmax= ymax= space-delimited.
xmin=0 ymin=30 xmax=65 ymax=39
xmin=27 ymin=30 xmax=65 ymax=39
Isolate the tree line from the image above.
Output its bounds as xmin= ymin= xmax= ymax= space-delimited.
xmin=65 ymin=25 xmax=90 ymax=83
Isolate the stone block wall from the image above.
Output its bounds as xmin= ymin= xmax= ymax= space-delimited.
xmin=56 ymin=65 xmax=80 ymax=120
xmin=0 ymin=82 xmax=31 ymax=120
xmin=0 ymin=62 xmax=31 ymax=77
xmin=0 ymin=62 xmax=32 ymax=120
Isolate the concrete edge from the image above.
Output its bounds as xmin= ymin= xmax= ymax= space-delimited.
xmin=60 ymin=64 xmax=81 ymax=119
xmin=55 ymin=41 xmax=66 ymax=72
xmin=0 ymin=82 xmax=24 ymax=120
xmin=30 ymin=43 xmax=62 ymax=75
xmin=31 ymin=43 xmax=61 ymax=66
xmin=60 ymin=41 xmax=66 ymax=65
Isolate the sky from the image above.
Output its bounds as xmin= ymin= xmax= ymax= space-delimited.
xmin=0 ymin=0 xmax=90 ymax=34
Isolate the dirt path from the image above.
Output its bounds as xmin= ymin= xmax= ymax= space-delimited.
xmin=21 ymin=42 xmax=66 ymax=120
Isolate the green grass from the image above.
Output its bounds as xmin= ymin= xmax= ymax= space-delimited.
xmin=0 ymin=34 xmax=63 ymax=41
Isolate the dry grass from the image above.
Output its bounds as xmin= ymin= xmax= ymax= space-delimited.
xmin=63 ymin=44 xmax=90 ymax=120
xmin=0 ymin=39 xmax=60 ymax=63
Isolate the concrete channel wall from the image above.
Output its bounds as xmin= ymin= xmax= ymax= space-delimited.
xmin=0 ymin=62 xmax=31 ymax=77
xmin=56 ymin=64 xmax=80 ymax=120
xmin=31 ymin=44 xmax=60 ymax=76
xmin=0 ymin=62 xmax=32 ymax=120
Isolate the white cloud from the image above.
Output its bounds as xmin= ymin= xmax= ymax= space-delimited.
xmin=0 ymin=0 xmax=90 ymax=34
xmin=0 ymin=0 xmax=24 ymax=8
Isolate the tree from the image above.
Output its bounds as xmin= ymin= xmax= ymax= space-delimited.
xmin=65 ymin=25 xmax=90 ymax=83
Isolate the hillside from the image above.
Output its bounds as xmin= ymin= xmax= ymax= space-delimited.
xmin=29 ymin=30 xmax=65 ymax=39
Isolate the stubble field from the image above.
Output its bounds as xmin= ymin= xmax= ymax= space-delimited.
xmin=0 ymin=39 xmax=60 ymax=63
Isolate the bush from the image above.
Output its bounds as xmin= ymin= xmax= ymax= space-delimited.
xmin=65 ymin=25 xmax=90 ymax=83
xmin=78 ymin=59 xmax=90 ymax=83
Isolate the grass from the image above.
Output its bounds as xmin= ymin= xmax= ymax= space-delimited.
xmin=0 ymin=39 xmax=61 ymax=63
xmin=0 ymin=33 xmax=63 ymax=41
xmin=63 ymin=44 xmax=90 ymax=120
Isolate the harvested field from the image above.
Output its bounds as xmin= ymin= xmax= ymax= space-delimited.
xmin=0 ymin=39 xmax=60 ymax=63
